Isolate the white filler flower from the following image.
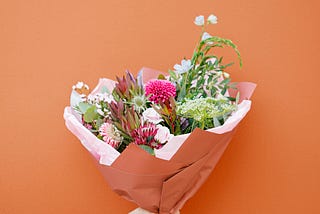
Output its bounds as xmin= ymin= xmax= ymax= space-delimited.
xmin=194 ymin=15 xmax=205 ymax=26
xmin=201 ymin=32 xmax=212 ymax=41
xmin=72 ymin=81 xmax=89 ymax=90
xmin=207 ymin=14 xmax=218 ymax=24
xmin=173 ymin=59 xmax=192 ymax=74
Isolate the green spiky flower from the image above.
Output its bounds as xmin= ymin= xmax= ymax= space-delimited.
xmin=129 ymin=94 xmax=148 ymax=113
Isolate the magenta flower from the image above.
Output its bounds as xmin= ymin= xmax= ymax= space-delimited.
xmin=145 ymin=79 xmax=176 ymax=104
xmin=131 ymin=122 xmax=162 ymax=149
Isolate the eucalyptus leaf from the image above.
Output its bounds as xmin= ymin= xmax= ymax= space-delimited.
xmin=139 ymin=145 xmax=155 ymax=155
xmin=83 ymin=106 xmax=98 ymax=123
xmin=78 ymin=102 xmax=92 ymax=114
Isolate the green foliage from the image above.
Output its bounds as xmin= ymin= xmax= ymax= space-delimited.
xmin=177 ymin=97 xmax=236 ymax=130
xmin=139 ymin=145 xmax=155 ymax=155
xmin=83 ymin=105 xmax=99 ymax=123
xmin=108 ymin=100 xmax=139 ymax=147
xmin=174 ymin=30 xmax=242 ymax=103
xmin=203 ymin=36 xmax=242 ymax=67
xmin=78 ymin=102 xmax=92 ymax=114
xmin=112 ymin=70 xmax=144 ymax=103
xmin=108 ymin=74 xmax=148 ymax=152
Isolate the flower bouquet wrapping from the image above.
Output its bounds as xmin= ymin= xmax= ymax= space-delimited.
xmin=64 ymin=14 xmax=256 ymax=214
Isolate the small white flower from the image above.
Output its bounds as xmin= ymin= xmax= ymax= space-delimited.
xmin=76 ymin=81 xmax=84 ymax=88
xmin=72 ymin=81 xmax=89 ymax=90
xmin=100 ymin=93 xmax=114 ymax=103
xmin=223 ymin=72 xmax=230 ymax=78
xmin=201 ymin=32 xmax=213 ymax=43
xmin=194 ymin=15 xmax=205 ymax=26
xmin=142 ymin=108 xmax=163 ymax=124
xmin=105 ymin=96 xmax=114 ymax=103
xmin=207 ymin=14 xmax=218 ymax=24
xmin=97 ymin=108 xmax=105 ymax=116
xmin=78 ymin=82 xmax=87 ymax=89
xmin=99 ymin=122 xmax=122 ymax=143
xmin=87 ymin=92 xmax=114 ymax=104
xmin=173 ymin=59 xmax=192 ymax=74
xmin=155 ymin=125 xmax=173 ymax=144
xmin=87 ymin=94 xmax=94 ymax=102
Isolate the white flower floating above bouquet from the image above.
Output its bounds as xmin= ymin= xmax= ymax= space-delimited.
xmin=207 ymin=14 xmax=218 ymax=24
xmin=173 ymin=59 xmax=192 ymax=74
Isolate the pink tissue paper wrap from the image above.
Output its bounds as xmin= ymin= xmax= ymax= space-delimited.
xmin=63 ymin=67 xmax=256 ymax=214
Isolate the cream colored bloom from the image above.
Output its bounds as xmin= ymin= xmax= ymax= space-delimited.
xmin=194 ymin=15 xmax=205 ymax=26
xmin=99 ymin=122 xmax=122 ymax=143
xmin=207 ymin=14 xmax=218 ymax=24
xmin=142 ymin=108 xmax=163 ymax=124
xmin=155 ymin=125 xmax=173 ymax=144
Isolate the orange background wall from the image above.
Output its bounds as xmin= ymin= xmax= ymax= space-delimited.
xmin=1 ymin=0 xmax=320 ymax=213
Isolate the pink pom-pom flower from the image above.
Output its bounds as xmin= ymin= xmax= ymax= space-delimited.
xmin=145 ymin=79 xmax=176 ymax=104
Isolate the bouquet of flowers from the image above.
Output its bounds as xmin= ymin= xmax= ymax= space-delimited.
xmin=64 ymin=13 xmax=256 ymax=214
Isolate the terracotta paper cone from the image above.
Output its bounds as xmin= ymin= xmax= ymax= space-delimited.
xmin=64 ymin=67 xmax=256 ymax=214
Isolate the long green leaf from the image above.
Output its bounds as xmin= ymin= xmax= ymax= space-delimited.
xmin=139 ymin=145 xmax=155 ymax=155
